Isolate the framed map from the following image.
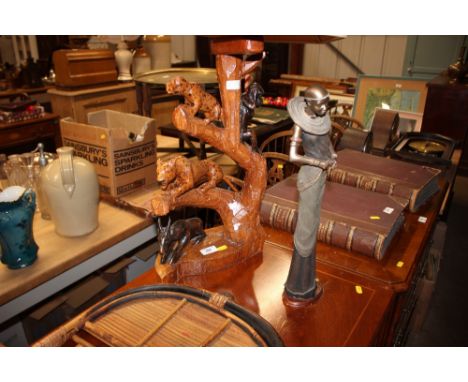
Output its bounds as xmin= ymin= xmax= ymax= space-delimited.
xmin=353 ymin=75 xmax=428 ymax=130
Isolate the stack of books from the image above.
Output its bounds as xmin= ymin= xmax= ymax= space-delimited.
xmin=260 ymin=150 xmax=442 ymax=260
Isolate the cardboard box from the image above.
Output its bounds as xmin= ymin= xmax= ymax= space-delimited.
xmin=60 ymin=110 xmax=157 ymax=197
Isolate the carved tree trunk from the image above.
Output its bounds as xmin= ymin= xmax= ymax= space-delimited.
xmin=152 ymin=38 xmax=267 ymax=265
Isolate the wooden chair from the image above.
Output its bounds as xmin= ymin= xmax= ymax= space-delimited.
xmin=331 ymin=115 xmax=365 ymax=131
xmin=258 ymin=129 xmax=294 ymax=154
xmin=330 ymin=122 xmax=346 ymax=148
xmin=329 ymin=103 xmax=353 ymax=117
xmin=259 ymin=123 xmax=344 ymax=154
xmin=224 ymin=152 xmax=299 ymax=189
xmin=262 ymin=152 xmax=299 ymax=186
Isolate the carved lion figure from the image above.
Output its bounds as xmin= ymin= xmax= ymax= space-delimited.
xmin=166 ymin=76 xmax=222 ymax=123
xmin=157 ymin=155 xmax=223 ymax=198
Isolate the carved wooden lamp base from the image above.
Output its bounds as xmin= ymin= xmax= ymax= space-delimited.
xmin=152 ymin=36 xmax=267 ymax=283
xmin=154 ymin=226 xmax=264 ymax=282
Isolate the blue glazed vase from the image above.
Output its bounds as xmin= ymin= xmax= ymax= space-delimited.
xmin=0 ymin=188 xmax=39 ymax=269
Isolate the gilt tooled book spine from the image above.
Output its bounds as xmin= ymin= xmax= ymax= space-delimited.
xmin=260 ymin=176 xmax=406 ymax=260
xmin=328 ymin=149 xmax=441 ymax=212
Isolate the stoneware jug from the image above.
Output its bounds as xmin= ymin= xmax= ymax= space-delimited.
xmin=0 ymin=186 xmax=38 ymax=269
xmin=143 ymin=35 xmax=171 ymax=70
xmin=41 ymin=147 xmax=99 ymax=237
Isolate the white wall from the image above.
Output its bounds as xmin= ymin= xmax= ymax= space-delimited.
xmin=303 ymin=36 xmax=408 ymax=79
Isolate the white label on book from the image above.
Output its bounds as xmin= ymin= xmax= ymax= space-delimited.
xmin=383 ymin=207 xmax=394 ymax=214
xmin=226 ymin=80 xmax=241 ymax=90
xmin=418 ymin=216 xmax=428 ymax=223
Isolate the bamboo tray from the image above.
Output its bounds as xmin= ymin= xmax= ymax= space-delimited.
xmin=33 ymin=284 xmax=283 ymax=347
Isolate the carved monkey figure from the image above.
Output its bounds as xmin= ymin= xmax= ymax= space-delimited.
xmin=166 ymin=76 xmax=222 ymax=124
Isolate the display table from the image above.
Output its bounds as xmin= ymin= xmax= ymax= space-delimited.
xmin=118 ymin=236 xmax=394 ymax=346
xmin=0 ymin=191 xmax=156 ymax=326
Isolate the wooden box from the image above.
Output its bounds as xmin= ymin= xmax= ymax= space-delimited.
xmin=53 ymin=49 xmax=118 ymax=88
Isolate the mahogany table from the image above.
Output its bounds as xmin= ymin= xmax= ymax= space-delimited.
xmin=118 ymin=234 xmax=394 ymax=347
xmin=262 ymin=182 xmax=447 ymax=345
xmin=114 ymin=179 xmax=446 ymax=346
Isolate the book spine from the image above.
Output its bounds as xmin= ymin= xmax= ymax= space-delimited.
xmin=260 ymin=200 xmax=385 ymax=259
xmin=327 ymin=168 xmax=414 ymax=202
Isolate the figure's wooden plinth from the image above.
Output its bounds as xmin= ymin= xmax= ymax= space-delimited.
xmin=154 ymin=226 xmax=263 ymax=282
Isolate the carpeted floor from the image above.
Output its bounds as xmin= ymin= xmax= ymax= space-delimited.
xmin=406 ymin=175 xmax=468 ymax=346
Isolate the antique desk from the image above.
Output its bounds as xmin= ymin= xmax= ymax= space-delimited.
xmin=100 ymin=183 xmax=445 ymax=346
xmin=0 ymin=175 xmax=444 ymax=346
xmin=119 ymin=239 xmax=394 ymax=346
xmin=0 ymin=113 xmax=61 ymax=155
xmin=262 ymin=181 xmax=447 ymax=345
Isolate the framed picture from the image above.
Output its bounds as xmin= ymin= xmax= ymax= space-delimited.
xmin=396 ymin=110 xmax=423 ymax=133
xmin=353 ymin=75 xmax=428 ymax=130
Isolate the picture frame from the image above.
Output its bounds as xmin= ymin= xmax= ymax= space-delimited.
xmin=353 ymin=75 xmax=428 ymax=130
xmin=396 ymin=110 xmax=423 ymax=133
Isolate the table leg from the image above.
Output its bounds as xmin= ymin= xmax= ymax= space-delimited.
xmin=136 ymin=82 xmax=144 ymax=116
xmin=142 ymin=83 xmax=152 ymax=117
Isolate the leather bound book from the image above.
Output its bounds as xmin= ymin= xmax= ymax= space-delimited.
xmin=260 ymin=175 xmax=406 ymax=260
xmin=328 ymin=149 xmax=441 ymax=212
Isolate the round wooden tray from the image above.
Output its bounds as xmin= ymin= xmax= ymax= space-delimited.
xmin=34 ymin=284 xmax=283 ymax=347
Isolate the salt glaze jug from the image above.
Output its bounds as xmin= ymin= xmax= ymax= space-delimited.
xmin=0 ymin=186 xmax=38 ymax=269
xmin=41 ymin=147 xmax=99 ymax=237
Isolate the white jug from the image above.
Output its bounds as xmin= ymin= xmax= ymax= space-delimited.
xmin=41 ymin=147 xmax=99 ymax=237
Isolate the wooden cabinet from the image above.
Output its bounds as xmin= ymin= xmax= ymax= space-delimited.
xmin=48 ymin=82 xmax=137 ymax=123
xmin=421 ymin=75 xmax=468 ymax=175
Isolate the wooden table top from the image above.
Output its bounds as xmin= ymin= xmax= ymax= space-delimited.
xmin=0 ymin=198 xmax=152 ymax=307
xmin=119 ymin=233 xmax=394 ymax=346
